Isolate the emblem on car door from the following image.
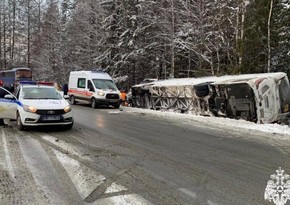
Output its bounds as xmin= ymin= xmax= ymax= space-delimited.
xmin=47 ymin=111 xmax=55 ymax=114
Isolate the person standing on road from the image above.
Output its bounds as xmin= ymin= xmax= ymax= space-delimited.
xmin=63 ymin=83 xmax=68 ymax=95
xmin=120 ymin=90 xmax=127 ymax=106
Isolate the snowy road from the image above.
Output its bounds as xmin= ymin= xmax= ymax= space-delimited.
xmin=1 ymin=105 xmax=290 ymax=204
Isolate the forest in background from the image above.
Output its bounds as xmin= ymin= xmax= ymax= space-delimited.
xmin=0 ymin=0 xmax=289 ymax=89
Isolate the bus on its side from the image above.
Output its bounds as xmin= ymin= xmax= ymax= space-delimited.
xmin=0 ymin=68 xmax=32 ymax=91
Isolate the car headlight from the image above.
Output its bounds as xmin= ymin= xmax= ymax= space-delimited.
xmin=98 ymin=91 xmax=105 ymax=96
xmin=23 ymin=105 xmax=37 ymax=113
xmin=64 ymin=106 xmax=72 ymax=113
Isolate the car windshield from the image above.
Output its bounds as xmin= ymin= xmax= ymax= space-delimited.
xmin=92 ymin=79 xmax=118 ymax=91
xmin=22 ymin=87 xmax=61 ymax=100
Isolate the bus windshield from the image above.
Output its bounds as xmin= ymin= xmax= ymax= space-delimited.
xmin=16 ymin=70 xmax=32 ymax=79
xmin=279 ymin=76 xmax=290 ymax=113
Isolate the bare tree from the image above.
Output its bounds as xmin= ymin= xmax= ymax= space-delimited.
xmin=27 ymin=0 xmax=31 ymax=67
xmin=11 ymin=0 xmax=16 ymax=65
xmin=0 ymin=1 xmax=3 ymax=68
xmin=267 ymin=0 xmax=273 ymax=73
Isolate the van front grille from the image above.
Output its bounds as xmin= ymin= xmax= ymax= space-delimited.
xmin=106 ymin=94 xmax=119 ymax=99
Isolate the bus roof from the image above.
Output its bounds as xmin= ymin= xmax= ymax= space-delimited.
xmin=11 ymin=67 xmax=31 ymax=71
xmin=212 ymin=72 xmax=286 ymax=85
xmin=0 ymin=67 xmax=31 ymax=72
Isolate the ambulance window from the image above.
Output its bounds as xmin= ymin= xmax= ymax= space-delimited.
xmin=87 ymin=80 xmax=94 ymax=92
xmin=77 ymin=78 xmax=86 ymax=88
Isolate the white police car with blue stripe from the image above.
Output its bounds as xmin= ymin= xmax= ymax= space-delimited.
xmin=0 ymin=84 xmax=73 ymax=130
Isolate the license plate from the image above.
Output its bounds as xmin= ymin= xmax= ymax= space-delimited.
xmin=42 ymin=115 xmax=61 ymax=121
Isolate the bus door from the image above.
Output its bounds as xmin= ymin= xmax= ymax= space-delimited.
xmin=257 ymin=78 xmax=277 ymax=123
xmin=0 ymin=87 xmax=17 ymax=120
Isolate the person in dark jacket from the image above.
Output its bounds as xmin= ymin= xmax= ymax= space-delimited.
xmin=63 ymin=83 xmax=68 ymax=95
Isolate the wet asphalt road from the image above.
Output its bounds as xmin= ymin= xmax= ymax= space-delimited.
xmin=71 ymin=105 xmax=290 ymax=205
xmin=1 ymin=104 xmax=290 ymax=204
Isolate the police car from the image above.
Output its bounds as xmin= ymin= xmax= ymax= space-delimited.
xmin=0 ymin=84 xmax=73 ymax=130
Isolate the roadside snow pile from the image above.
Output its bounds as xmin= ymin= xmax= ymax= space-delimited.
xmin=124 ymin=107 xmax=290 ymax=135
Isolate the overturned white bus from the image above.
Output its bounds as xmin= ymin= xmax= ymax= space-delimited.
xmin=209 ymin=72 xmax=290 ymax=124
xmin=129 ymin=72 xmax=290 ymax=124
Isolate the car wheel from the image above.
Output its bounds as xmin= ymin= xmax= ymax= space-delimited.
xmin=17 ymin=113 xmax=25 ymax=131
xmin=70 ymin=95 xmax=76 ymax=105
xmin=91 ymin=98 xmax=97 ymax=109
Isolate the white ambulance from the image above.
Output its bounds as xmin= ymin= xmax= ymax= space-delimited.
xmin=68 ymin=70 xmax=121 ymax=108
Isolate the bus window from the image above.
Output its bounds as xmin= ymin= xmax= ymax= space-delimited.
xmin=16 ymin=70 xmax=32 ymax=78
xmin=4 ymin=71 xmax=14 ymax=77
xmin=279 ymin=76 xmax=290 ymax=113
xmin=0 ymin=68 xmax=32 ymax=89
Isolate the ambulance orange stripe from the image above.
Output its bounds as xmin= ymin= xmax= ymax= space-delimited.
xmin=68 ymin=89 xmax=93 ymax=96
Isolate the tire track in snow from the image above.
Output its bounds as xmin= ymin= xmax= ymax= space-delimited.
xmin=1 ymin=129 xmax=15 ymax=180
xmin=17 ymin=134 xmax=73 ymax=204
xmin=40 ymin=134 xmax=152 ymax=205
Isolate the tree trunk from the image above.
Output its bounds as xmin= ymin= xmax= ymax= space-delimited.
xmin=267 ymin=0 xmax=273 ymax=73
xmin=216 ymin=49 xmax=220 ymax=74
xmin=240 ymin=5 xmax=245 ymax=66
xmin=3 ymin=5 xmax=7 ymax=68
xmin=27 ymin=0 xmax=31 ymax=68
xmin=169 ymin=0 xmax=175 ymax=78
xmin=11 ymin=0 xmax=16 ymax=65
xmin=0 ymin=3 xmax=2 ymax=68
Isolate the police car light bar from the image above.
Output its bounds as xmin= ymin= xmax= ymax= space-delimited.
xmin=19 ymin=80 xmax=37 ymax=85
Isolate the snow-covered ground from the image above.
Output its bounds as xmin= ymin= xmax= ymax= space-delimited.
xmin=122 ymin=107 xmax=290 ymax=136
